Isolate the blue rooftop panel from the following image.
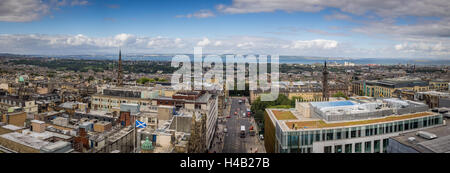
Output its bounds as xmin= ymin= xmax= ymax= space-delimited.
xmin=310 ymin=101 xmax=356 ymax=108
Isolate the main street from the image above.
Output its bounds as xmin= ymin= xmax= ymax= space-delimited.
xmin=222 ymin=97 xmax=264 ymax=153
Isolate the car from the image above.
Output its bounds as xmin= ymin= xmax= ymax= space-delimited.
xmin=226 ymin=115 xmax=231 ymax=118
xmin=224 ymin=128 xmax=228 ymax=133
xmin=234 ymin=112 xmax=237 ymax=115
xmin=259 ymin=134 xmax=264 ymax=140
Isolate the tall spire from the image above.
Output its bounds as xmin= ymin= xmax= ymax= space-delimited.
xmin=322 ymin=60 xmax=329 ymax=101
xmin=117 ymin=49 xmax=123 ymax=86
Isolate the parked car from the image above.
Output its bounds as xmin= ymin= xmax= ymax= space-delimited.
xmin=224 ymin=128 xmax=228 ymax=133
xmin=259 ymin=134 xmax=264 ymax=140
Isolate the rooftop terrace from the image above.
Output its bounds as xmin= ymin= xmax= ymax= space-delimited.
xmin=271 ymin=110 xmax=436 ymax=130
xmin=272 ymin=110 xmax=297 ymax=120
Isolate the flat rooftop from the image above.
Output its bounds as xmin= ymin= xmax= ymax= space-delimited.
xmin=268 ymin=107 xmax=437 ymax=131
xmin=272 ymin=110 xmax=297 ymax=120
xmin=390 ymin=121 xmax=450 ymax=153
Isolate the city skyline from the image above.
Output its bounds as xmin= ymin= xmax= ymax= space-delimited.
xmin=0 ymin=0 xmax=450 ymax=59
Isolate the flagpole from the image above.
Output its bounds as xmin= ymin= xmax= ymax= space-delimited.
xmin=134 ymin=114 xmax=136 ymax=153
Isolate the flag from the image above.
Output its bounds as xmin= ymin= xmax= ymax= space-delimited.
xmin=136 ymin=120 xmax=147 ymax=128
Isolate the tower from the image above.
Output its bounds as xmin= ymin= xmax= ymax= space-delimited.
xmin=117 ymin=49 xmax=123 ymax=86
xmin=322 ymin=61 xmax=329 ymax=101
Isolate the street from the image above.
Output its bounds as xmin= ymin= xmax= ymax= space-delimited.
xmin=221 ymin=97 xmax=265 ymax=153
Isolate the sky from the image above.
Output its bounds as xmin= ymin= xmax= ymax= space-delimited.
xmin=0 ymin=0 xmax=449 ymax=59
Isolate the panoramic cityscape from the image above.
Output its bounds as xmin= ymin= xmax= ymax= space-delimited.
xmin=0 ymin=0 xmax=450 ymax=163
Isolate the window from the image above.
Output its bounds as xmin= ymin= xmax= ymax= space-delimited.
xmin=315 ymin=133 xmax=321 ymax=142
xmin=397 ymin=122 xmax=403 ymax=131
xmin=374 ymin=140 xmax=380 ymax=153
xmin=383 ymin=139 xmax=389 ymax=153
xmin=326 ymin=130 xmax=333 ymax=140
xmin=365 ymin=141 xmax=372 ymax=153
xmin=344 ymin=129 xmax=349 ymax=139
xmin=335 ymin=145 xmax=342 ymax=153
xmin=351 ymin=128 xmax=357 ymax=138
xmin=336 ymin=130 xmax=342 ymax=140
xmin=309 ymin=134 xmax=314 ymax=145
xmin=289 ymin=135 xmax=299 ymax=146
xmin=355 ymin=143 xmax=362 ymax=153
xmin=412 ymin=121 xmax=418 ymax=129
xmin=324 ymin=146 xmax=332 ymax=153
xmin=345 ymin=144 xmax=352 ymax=153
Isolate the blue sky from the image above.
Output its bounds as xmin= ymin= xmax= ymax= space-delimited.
xmin=0 ymin=0 xmax=449 ymax=59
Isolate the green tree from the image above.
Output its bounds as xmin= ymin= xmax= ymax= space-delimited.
xmin=137 ymin=77 xmax=151 ymax=84
xmin=250 ymin=94 xmax=301 ymax=126
xmin=87 ymin=76 xmax=95 ymax=82
xmin=332 ymin=91 xmax=348 ymax=99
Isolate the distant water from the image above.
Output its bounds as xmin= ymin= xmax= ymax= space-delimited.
xmin=53 ymin=55 xmax=450 ymax=65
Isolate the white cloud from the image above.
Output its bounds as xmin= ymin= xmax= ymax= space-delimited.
xmin=236 ymin=42 xmax=255 ymax=48
xmin=395 ymin=42 xmax=450 ymax=55
xmin=214 ymin=41 xmax=222 ymax=46
xmin=197 ymin=38 xmax=211 ymax=47
xmin=0 ymin=33 xmax=448 ymax=58
xmin=288 ymin=39 xmax=338 ymax=49
xmin=217 ymin=0 xmax=450 ymax=18
xmin=0 ymin=0 xmax=88 ymax=22
xmin=176 ymin=10 xmax=215 ymax=18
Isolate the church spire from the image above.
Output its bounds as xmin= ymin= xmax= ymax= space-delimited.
xmin=117 ymin=49 xmax=123 ymax=86
xmin=322 ymin=60 xmax=329 ymax=101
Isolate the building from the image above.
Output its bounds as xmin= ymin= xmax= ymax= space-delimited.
xmin=429 ymin=80 xmax=449 ymax=91
xmin=0 ymin=95 xmax=38 ymax=115
xmin=264 ymin=97 xmax=443 ymax=153
xmin=353 ymin=79 xmax=429 ymax=97
xmin=415 ymin=91 xmax=450 ymax=108
xmin=31 ymin=120 xmax=46 ymax=133
xmin=91 ymin=86 xmax=161 ymax=112
xmin=0 ymin=125 xmax=73 ymax=153
xmin=1 ymin=108 xmax=26 ymax=127
xmin=250 ymin=80 xmax=348 ymax=103
xmin=156 ymin=91 xmax=218 ymax=149
xmin=387 ymin=116 xmax=450 ymax=153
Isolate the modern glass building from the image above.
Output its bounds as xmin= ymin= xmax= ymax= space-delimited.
xmin=264 ymin=98 xmax=444 ymax=153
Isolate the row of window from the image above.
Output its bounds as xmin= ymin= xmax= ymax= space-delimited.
xmin=93 ymin=98 xmax=150 ymax=106
xmin=284 ymin=115 xmax=443 ymax=148
xmin=324 ymin=139 xmax=388 ymax=153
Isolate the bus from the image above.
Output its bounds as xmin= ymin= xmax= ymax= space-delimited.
xmin=240 ymin=125 xmax=246 ymax=138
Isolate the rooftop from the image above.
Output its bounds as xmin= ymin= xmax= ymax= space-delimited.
xmin=272 ymin=110 xmax=297 ymax=120
xmin=283 ymin=112 xmax=435 ymax=130
xmin=390 ymin=121 xmax=450 ymax=153
xmin=417 ymin=91 xmax=450 ymax=97
xmin=310 ymin=101 xmax=356 ymax=108
xmin=2 ymin=124 xmax=24 ymax=131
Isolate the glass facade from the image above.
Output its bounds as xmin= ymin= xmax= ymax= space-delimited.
xmin=374 ymin=140 xmax=380 ymax=153
xmin=365 ymin=141 xmax=371 ymax=153
xmin=355 ymin=143 xmax=362 ymax=153
xmin=335 ymin=145 xmax=342 ymax=153
xmin=278 ymin=114 xmax=443 ymax=153
xmin=345 ymin=144 xmax=352 ymax=153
